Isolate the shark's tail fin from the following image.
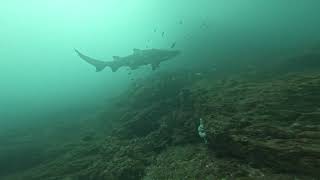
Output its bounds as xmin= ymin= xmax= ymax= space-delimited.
xmin=75 ymin=49 xmax=108 ymax=72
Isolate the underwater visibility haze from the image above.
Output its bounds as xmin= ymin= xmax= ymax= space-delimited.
xmin=1 ymin=0 xmax=320 ymax=179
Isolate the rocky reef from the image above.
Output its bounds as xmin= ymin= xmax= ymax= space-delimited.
xmin=2 ymin=50 xmax=320 ymax=180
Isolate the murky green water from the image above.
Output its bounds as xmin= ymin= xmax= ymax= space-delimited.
xmin=1 ymin=1 xmax=319 ymax=179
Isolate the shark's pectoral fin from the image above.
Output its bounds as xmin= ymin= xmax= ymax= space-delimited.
xmin=110 ymin=66 xmax=119 ymax=72
xmin=151 ymin=63 xmax=160 ymax=70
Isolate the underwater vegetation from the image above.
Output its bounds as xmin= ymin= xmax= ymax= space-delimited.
xmin=1 ymin=45 xmax=320 ymax=180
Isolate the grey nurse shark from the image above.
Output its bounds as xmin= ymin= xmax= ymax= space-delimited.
xmin=75 ymin=48 xmax=180 ymax=72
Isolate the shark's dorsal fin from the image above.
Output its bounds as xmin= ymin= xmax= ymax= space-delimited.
xmin=133 ymin=48 xmax=141 ymax=54
xmin=113 ymin=56 xmax=120 ymax=61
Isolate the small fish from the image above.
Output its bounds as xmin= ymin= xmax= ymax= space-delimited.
xmin=171 ymin=42 xmax=176 ymax=48
xmin=178 ymin=20 xmax=183 ymax=25
xmin=162 ymin=32 xmax=165 ymax=37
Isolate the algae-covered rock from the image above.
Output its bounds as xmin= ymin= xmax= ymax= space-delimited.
xmin=143 ymin=145 xmax=265 ymax=179
xmin=2 ymin=59 xmax=320 ymax=179
xmin=198 ymin=74 xmax=320 ymax=177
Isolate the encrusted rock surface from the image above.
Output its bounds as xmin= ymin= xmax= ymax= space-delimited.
xmin=2 ymin=53 xmax=320 ymax=179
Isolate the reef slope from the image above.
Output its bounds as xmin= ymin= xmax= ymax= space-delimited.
xmin=3 ymin=51 xmax=320 ymax=180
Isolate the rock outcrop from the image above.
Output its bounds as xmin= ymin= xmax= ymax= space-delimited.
xmin=3 ymin=52 xmax=320 ymax=179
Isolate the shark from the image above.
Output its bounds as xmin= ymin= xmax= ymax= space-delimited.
xmin=75 ymin=48 xmax=180 ymax=72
